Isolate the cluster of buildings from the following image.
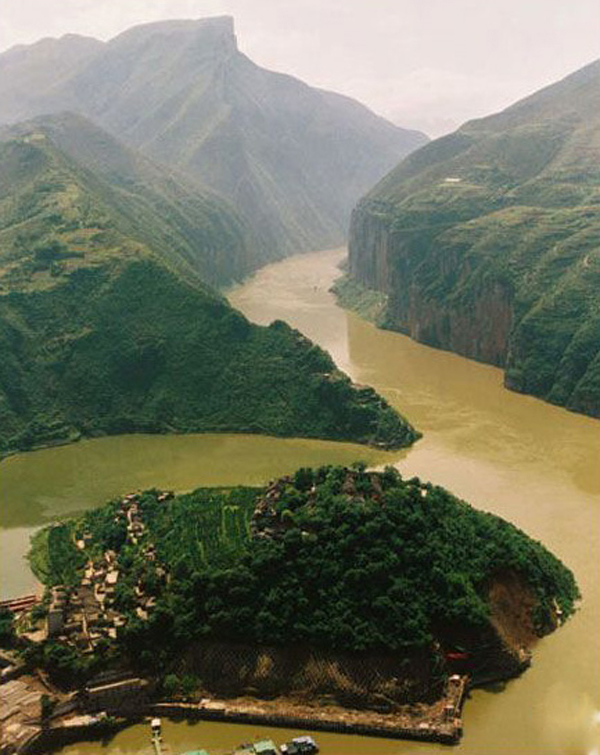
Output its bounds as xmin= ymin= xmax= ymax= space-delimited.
xmin=251 ymin=469 xmax=386 ymax=540
xmin=251 ymin=476 xmax=294 ymax=538
xmin=46 ymin=563 xmax=125 ymax=652
xmin=46 ymin=491 xmax=173 ymax=650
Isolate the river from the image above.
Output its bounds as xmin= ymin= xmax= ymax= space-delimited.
xmin=1 ymin=248 xmax=598 ymax=754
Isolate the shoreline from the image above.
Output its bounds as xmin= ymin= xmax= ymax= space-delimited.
xmin=147 ymin=684 xmax=467 ymax=744
xmin=0 ymin=424 xmax=406 ymax=465
xmin=14 ymin=678 xmax=469 ymax=754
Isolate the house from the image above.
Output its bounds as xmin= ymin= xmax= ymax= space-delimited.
xmin=47 ymin=586 xmax=67 ymax=636
xmin=106 ymin=570 xmax=119 ymax=586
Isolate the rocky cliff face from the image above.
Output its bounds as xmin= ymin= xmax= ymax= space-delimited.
xmin=349 ymin=205 xmax=513 ymax=367
xmin=179 ymin=570 xmax=549 ymax=707
xmin=347 ymin=61 xmax=600 ymax=417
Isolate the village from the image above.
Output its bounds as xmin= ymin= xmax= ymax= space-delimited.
xmin=0 ymin=491 xmax=172 ymax=754
xmin=43 ymin=491 xmax=172 ymax=654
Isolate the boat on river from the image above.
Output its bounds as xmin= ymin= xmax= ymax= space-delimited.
xmin=152 ymin=719 xmax=319 ymax=755
xmin=280 ymin=735 xmax=319 ymax=754
xmin=176 ymin=734 xmax=319 ymax=755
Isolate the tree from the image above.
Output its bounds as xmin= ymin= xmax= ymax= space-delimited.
xmin=0 ymin=607 xmax=16 ymax=647
xmin=162 ymin=673 xmax=180 ymax=698
xmin=180 ymin=674 xmax=198 ymax=700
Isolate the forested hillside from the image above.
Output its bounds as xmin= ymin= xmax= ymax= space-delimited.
xmin=0 ymin=124 xmax=418 ymax=456
xmin=0 ymin=113 xmax=256 ymax=286
xmin=31 ymin=466 xmax=578 ymax=694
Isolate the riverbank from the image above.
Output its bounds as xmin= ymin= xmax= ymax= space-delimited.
xmin=16 ymin=717 xmax=129 ymax=755
xmin=148 ymin=678 xmax=467 ymax=745
xmin=2 ymin=248 xmax=598 ymax=755
xmin=6 ymin=675 xmax=467 ymax=755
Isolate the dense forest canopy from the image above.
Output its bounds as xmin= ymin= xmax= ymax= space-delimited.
xmin=30 ymin=466 xmax=579 ymax=678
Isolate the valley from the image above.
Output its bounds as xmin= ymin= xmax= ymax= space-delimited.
xmin=0 ymin=17 xmax=427 ymax=264
xmin=1 ymin=249 xmax=598 ymax=754
xmin=0 ymin=13 xmax=598 ymax=755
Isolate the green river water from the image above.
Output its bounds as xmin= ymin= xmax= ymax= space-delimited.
xmin=1 ymin=249 xmax=598 ymax=754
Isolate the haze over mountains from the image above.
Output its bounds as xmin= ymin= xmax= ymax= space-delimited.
xmin=0 ymin=16 xmax=428 ymax=262
xmin=346 ymin=59 xmax=600 ymax=417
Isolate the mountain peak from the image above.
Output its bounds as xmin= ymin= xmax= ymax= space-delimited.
xmin=109 ymin=15 xmax=237 ymax=50
xmin=0 ymin=15 xmax=425 ymax=260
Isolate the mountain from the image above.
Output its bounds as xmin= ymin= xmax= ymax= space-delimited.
xmin=0 ymin=17 xmax=428 ymax=263
xmin=345 ymin=60 xmax=600 ymax=417
xmin=0 ymin=112 xmax=256 ymax=286
xmin=0 ymin=118 xmax=419 ymax=456
xmin=0 ymin=34 xmax=102 ymax=124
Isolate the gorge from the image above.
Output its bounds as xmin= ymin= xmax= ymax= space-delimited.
xmin=2 ymin=249 xmax=598 ymax=755
xmin=0 ymin=13 xmax=598 ymax=755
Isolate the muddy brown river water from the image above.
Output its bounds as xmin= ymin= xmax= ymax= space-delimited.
xmin=1 ymin=249 xmax=598 ymax=754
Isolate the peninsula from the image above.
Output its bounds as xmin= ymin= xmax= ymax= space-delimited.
xmin=1 ymin=465 xmax=579 ymax=751
xmin=0 ymin=117 xmax=418 ymax=459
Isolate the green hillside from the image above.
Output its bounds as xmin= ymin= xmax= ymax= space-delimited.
xmin=347 ymin=60 xmax=600 ymax=417
xmin=0 ymin=123 xmax=418 ymax=457
xmin=0 ymin=17 xmax=428 ymax=262
xmin=31 ymin=466 xmax=578 ymax=686
xmin=0 ymin=113 xmax=256 ymax=286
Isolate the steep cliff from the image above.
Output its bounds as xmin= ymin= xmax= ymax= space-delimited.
xmin=347 ymin=60 xmax=600 ymax=417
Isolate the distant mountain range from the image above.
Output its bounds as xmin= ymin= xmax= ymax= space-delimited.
xmin=345 ymin=60 xmax=600 ymax=417
xmin=0 ymin=17 xmax=427 ymax=263
xmin=0 ymin=117 xmax=419 ymax=456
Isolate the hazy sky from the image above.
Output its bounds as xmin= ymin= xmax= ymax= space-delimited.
xmin=1 ymin=0 xmax=598 ymax=136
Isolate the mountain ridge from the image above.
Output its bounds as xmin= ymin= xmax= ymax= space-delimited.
xmin=0 ymin=115 xmax=419 ymax=456
xmin=0 ymin=112 xmax=257 ymax=286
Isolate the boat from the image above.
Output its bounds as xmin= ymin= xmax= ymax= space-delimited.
xmin=233 ymin=741 xmax=278 ymax=755
xmin=280 ymin=735 xmax=318 ymax=754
